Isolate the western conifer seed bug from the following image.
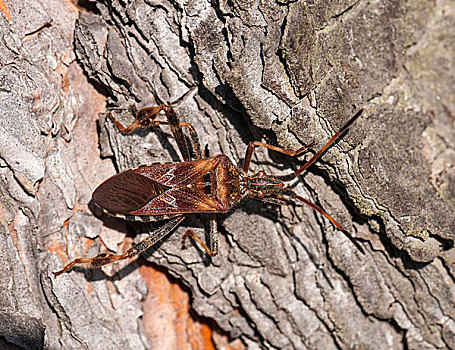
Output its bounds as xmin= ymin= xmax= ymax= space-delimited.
xmin=53 ymin=104 xmax=365 ymax=277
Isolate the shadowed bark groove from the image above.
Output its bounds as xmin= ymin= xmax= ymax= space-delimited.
xmin=0 ymin=0 xmax=454 ymax=349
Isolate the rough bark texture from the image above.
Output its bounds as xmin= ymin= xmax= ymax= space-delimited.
xmin=1 ymin=0 xmax=455 ymax=349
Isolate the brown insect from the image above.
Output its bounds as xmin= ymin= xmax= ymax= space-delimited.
xmin=53 ymin=104 xmax=365 ymax=277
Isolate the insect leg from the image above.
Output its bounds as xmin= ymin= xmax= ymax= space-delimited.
xmin=257 ymin=194 xmax=292 ymax=206
xmin=284 ymin=189 xmax=365 ymax=254
xmin=209 ymin=214 xmax=219 ymax=255
xmin=182 ymin=214 xmax=219 ymax=256
xmin=53 ymin=216 xmax=186 ymax=277
xmin=277 ymin=109 xmax=364 ymax=181
xmin=243 ymin=109 xmax=364 ymax=178
xmin=145 ymin=105 xmax=191 ymax=161
xmin=243 ymin=141 xmax=314 ymax=173
xmin=106 ymin=105 xmax=202 ymax=161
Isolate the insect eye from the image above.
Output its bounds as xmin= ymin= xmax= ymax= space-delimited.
xmin=257 ymin=191 xmax=265 ymax=198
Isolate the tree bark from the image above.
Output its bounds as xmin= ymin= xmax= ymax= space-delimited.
xmin=1 ymin=0 xmax=455 ymax=349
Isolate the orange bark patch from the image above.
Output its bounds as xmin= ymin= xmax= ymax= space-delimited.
xmin=8 ymin=220 xmax=18 ymax=246
xmin=0 ymin=0 xmax=10 ymax=21
xmin=46 ymin=239 xmax=68 ymax=265
xmin=140 ymin=264 xmax=215 ymax=350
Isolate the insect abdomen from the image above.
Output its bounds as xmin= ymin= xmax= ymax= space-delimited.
xmin=97 ymin=207 xmax=178 ymax=222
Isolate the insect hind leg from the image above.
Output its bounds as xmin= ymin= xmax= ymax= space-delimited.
xmin=52 ymin=252 xmax=130 ymax=277
xmin=53 ymin=216 xmax=186 ymax=277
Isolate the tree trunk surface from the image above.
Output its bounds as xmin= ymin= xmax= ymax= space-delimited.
xmin=1 ymin=0 xmax=455 ymax=349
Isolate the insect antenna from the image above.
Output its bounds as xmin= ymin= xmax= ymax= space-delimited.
xmin=283 ymin=189 xmax=365 ymax=254
xmin=277 ymin=108 xmax=364 ymax=182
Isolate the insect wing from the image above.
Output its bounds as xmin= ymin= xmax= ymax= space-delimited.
xmin=130 ymin=187 xmax=223 ymax=215
xmin=94 ymin=158 xmax=229 ymax=216
xmin=131 ymin=159 xmax=226 ymax=215
xmin=92 ymin=170 xmax=170 ymax=214
xmin=133 ymin=158 xmax=219 ymax=187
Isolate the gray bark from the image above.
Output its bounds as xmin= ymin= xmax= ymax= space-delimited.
xmin=1 ymin=0 xmax=455 ymax=349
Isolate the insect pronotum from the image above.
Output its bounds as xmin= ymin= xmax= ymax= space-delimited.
xmin=53 ymin=104 xmax=365 ymax=277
